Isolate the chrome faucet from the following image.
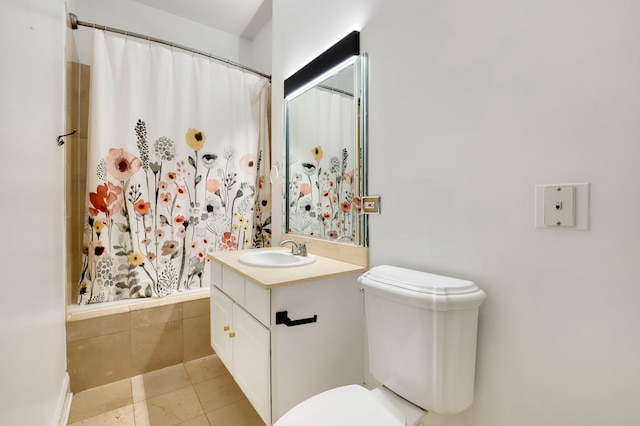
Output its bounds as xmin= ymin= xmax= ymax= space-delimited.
xmin=280 ymin=239 xmax=309 ymax=256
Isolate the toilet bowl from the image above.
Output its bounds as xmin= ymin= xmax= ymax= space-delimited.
xmin=274 ymin=384 xmax=426 ymax=426
xmin=273 ymin=265 xmax=486 ymax=426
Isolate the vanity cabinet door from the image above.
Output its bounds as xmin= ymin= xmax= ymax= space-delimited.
xmin=211 ymin=286 xmax=234 ymax=374
xmin=232 ymin=303 xmax=271 ymax=425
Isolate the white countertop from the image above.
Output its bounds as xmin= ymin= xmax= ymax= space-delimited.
xmin=208 ymin=247 xmax=368 ymax=288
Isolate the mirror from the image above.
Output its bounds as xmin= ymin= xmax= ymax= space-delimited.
xmin=284 ymin=32 xmax=368 ymax=246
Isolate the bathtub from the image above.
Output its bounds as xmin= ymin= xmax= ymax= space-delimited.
xmin=66 ymin=288 xmax=213 ymax=393
xmin=67 ymin=288 xmax=210 ymax=321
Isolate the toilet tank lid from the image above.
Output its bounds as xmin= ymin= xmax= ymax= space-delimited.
xmin=358 ymin=265 xmax=486 ymax=310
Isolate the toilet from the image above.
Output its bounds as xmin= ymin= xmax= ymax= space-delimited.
xmin=274 ymin=265 xmax=487 ymax=426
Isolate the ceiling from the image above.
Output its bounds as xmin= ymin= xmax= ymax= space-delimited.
xmin=132 ymin=0 xmax=272 ymax=39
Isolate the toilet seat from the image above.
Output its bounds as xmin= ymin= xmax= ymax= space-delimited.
xmin=273 ymin=385 xmax=407 ymax=426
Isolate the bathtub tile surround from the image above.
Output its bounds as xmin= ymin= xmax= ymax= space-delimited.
xmin=65 ymin=62 xmax=89 ymax=306
xmin=67 ymin=294 xmax=213 ymax=393
xmin=184 ymin=313 xmax=216 ymax=361
xmin=66 ymin=312 xmax=130 ymax=342
xmin=67 ymin=355 xmax=263 ymax=425
xmin=131 ymin=303 xmax=183 ymax=327
xmin=130 ymin=317 xmax=184 ymax=374
xmin=67 ymin=331 xmax=133 ymax=392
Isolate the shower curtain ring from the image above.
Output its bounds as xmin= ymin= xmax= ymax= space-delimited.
xmin=57 ymin=129 xmax=77 ymax=146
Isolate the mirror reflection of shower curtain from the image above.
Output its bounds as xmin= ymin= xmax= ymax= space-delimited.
xmin=78 ymin=29 xmax=271 ymax=305
xmin=288 ymin=87 xmax=355 ymax=239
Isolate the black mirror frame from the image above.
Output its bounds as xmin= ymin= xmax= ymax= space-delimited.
xmin=284 ymin=31 xmax=360 ymax=99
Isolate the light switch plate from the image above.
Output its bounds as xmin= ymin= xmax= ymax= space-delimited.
xmin=535 ymin=183 xmax=590 ymax=230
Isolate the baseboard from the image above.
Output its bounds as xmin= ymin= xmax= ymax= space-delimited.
xmin=54 ymin=372 xmax=73 ymax=426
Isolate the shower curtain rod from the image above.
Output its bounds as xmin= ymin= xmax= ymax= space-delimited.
xmin=317 ymin=84 xmax=353 ymax=97
xmin=69 ymin=13 xmax=271 ymax=81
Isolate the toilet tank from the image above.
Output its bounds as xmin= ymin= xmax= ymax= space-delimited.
xmin=358 ymin=265 xmax=486 ymax=415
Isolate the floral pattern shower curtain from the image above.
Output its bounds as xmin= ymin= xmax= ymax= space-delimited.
xmin=78 ymin=29 xmax=271 ymax=305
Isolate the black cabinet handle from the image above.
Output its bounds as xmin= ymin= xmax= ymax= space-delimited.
xmin=275 ymin=311 xmax=317 ymax=327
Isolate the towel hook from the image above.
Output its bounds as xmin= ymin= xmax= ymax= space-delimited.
xmin=57 ymin=129 xmax=77 ymax=146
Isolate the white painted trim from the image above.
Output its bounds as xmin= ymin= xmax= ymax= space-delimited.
xmin=54 ymin=373 xmax=73 ymax=426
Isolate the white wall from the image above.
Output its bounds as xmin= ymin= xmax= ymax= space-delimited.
xmin=273 ymin=1 xmax=640 ymax=425
xmin=241 ymin=18 xmax=272 ymax=75
xmin=0 ymin=1 xmax=68 ymax=425
xmin=67 ymin=0 xmax=271 ymax=76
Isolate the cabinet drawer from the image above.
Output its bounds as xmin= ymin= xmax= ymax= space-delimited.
xmin=222 ymin=268 xmax=245 ymax=305
xmin=211 ymin=261 xmax=223 ymax=289
xmin=246 ymin=281 xmax=271 ymax=327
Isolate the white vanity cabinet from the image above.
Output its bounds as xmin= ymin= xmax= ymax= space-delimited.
xmin=210 ymin=257 xmax=365 ymax=425
xmin=211 ymin=270 xmax=271 ymax=424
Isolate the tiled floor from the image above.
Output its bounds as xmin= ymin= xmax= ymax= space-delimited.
xmin=67 ymin=354 xmax=265 ymax=425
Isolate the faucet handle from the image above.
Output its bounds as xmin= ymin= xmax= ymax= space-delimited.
xmin=298 ymin=241 xmax=310 ymax=256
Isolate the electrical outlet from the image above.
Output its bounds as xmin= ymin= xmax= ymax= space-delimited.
xmin=361 ymin=196 xmax=381 ymax=214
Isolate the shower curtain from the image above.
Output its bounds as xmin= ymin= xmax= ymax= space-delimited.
xmin=78 ymin=29 xmax=271 ymax=305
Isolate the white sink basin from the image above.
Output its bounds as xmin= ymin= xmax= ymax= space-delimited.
xmin=238 ymin=250 xmax=316 ymax=268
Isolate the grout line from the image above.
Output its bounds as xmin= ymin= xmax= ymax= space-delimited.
xmin=129 ymin=377 xmax=136 ymax=426
xmin=190 ymin=367 xmax=211 ymax=420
